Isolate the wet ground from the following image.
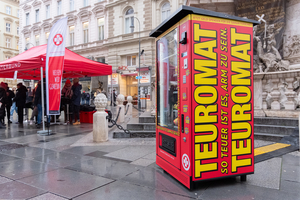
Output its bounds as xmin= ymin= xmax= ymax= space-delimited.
xmin=0 ymin=109 xmax=299 ymax=200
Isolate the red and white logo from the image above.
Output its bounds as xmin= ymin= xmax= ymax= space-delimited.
xmin=53 ymin=34 xmax=63 ymax=46
xmin=182 ymin=154 xmax=190 ymax=171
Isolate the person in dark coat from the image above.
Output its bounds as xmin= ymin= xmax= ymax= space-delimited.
xmin=71 ymin=78 xmax=82 ymax=125
xmin=5 ymin=83 xmax=15 ymax=123
xmin=13 ymin=83 xmax=27 ymax=124
xmin=0 ymin=83 xmax=7 ymax=128
xmin=34 ymin=81 xmax=42 ymax=128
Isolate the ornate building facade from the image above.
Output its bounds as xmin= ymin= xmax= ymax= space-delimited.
xmin=18 ymin=0 xmax=240 ymax=102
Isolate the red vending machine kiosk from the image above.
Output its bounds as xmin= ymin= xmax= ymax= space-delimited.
xmin=150 ymin=6 xmax=259 ymax=189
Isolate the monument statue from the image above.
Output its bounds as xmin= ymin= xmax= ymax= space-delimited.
xmin=254 ymin=24 xmax=290 ymax=73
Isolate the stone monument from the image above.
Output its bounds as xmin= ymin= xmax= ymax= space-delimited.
xmin=93 ymin=93 xmax=108 ymax=142
xmin=116 ymin=94 xmax=125 ymax=123
xmin=126 ymin=96 xmax=133 ymax=116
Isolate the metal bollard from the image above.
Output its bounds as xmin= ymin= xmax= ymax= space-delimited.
xmin=299 ymin=114 xmax=300 ymax=152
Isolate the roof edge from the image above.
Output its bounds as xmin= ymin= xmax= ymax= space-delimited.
xmin=149 ymin=5 xmax=260 ymax=38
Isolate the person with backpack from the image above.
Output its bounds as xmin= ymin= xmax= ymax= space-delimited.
xmin=61 ymin=79 xmax=73 ymax=124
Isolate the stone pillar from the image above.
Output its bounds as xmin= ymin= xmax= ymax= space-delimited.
xmin=93 ymin=93 xmax=108 ymax=142
xmin=262 ymin=79 xmax=268 ymax=109
xmin=270 ymin=78 xmax=281 ymax=110
xmin=126 ymin=96 xmax=133 ymax=116
xmin=116 ymin=94 xmax=125 ymax=123
xmin=284 ymin=77 xmax=297 ymax=110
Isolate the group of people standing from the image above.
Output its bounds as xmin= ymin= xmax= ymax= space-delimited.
xmin=0 ymin=78 xmax=83 ymax=128
xmin=61 ymin=78 xmax=82 ymax=125
xmin=0 ymin=82 xmax=27 ymax=128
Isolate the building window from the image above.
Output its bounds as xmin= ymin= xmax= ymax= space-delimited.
xmin=98 ymin=18 xmax=104 ymax=40
xmin=70 ymin=0 xmax=74 ymax=11
xmin=26 ymin=13 xmax=30 ymax=26
xmin=83 ymin=22 xmax=89 ymax=43
xmin=35 ymin=9 xmax=39 ymax=22
xmin=97 ymin=57 xmax=105 ymax=63
xmin=26 ymin=37 xmax=30 ymax=44
xmin=83 ymin=0 xmax=89 ymax=7
xmin=6 ymin=38 xmax=11 ymax=48
xmin=45 ymin=32 xmax=49 ymax=43
xmin=69 ymin=26 xmax=75 ymax=46
xmin=125 ymin=8 xmax=134 ymax=34
xmin=6 ymin=6 xmax=11 ymax=15
xmin=46 ymin=5 xmax=50 ymax=19
xmin=6 ymin=56 xmax=11 ymax=60
xmin=35 ymin=35 xmax=40 ymax=46
xmin=127 ymin=55 xmax=136 ymax=66
xmin=17 ymin=40 xmax=19 ymax=50
xmin=57 ymin=0 xmax=62 ymax=15
xmin=98 ymin=0 xmax=103 ymax=2
xmin=161 ymin=2 xmax=171 ymax=22
xmin=6 ymin=23 xmax=11 ymax=32
xmin=17 ymin=9 xmax=19 ymax=17
xmin=17 ymin=27 xmax=19 ymax=35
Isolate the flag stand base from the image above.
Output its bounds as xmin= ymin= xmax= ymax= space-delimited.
xmin=37 ymin=130 xmax=53 ymax=136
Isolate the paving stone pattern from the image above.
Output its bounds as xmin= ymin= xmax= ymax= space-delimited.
xmin=0 ymin=111 xmax=299 ymax=199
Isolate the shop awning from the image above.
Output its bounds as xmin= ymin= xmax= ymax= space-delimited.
xmin=0 ymin=44 xmax=112 ymax=80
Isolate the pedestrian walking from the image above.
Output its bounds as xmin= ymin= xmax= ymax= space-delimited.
xmin=61 ymin=79 xmax=73 ymax=124
xmin=71 ymin=78 xmax=82 ymax=125
xmin=0 ymin=83 xmax=7 ymax=128
xmin=4 ymin=83 xmax=15 ymax=124
xmin=13 ymin=83 xmax=27 ymax=124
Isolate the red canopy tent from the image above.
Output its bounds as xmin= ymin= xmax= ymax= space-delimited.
xmin=0 ymin=44 xmax=112 ymax=79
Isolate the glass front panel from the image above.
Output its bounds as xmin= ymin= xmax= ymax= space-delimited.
xmin=157 ymin=28 xmax=178 ymax=131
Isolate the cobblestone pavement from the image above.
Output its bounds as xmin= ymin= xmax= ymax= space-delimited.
xmin=0 ymin=110 xmax=299 ymax=200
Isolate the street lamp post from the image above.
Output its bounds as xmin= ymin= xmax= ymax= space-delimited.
xmin=130 ymin=17 xmax=141 ymax=110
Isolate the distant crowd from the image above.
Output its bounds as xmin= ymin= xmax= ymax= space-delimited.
xmin=0 ymin=78 xmax=93 ymax=129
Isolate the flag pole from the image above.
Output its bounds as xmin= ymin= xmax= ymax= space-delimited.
xmin=41 ymin=67 xmax=45 ymax=131
xmin=37 ymin=66 xmax=52 ymax=135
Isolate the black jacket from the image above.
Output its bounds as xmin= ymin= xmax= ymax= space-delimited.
xmin=71 ymin=83 xmax=82 ymax=106
xmin=34 ymin=84 xmax=41 ymax=106
xmin=6 ymin=90 xmax=15 ymax=107
xmin=14 ymin=85 xmax=27 ymax=107
xmin=0 ymin=88 xmax=6 ymax=118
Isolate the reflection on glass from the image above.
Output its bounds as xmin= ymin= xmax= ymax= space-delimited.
xmin=157 ymin=28 xmax=178 ymax=131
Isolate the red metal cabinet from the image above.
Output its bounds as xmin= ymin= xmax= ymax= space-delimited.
xmin=150 ymin=6 xmax=259 ymax=189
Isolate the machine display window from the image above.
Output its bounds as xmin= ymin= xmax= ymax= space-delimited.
xmin=157 ymin=28 xmax=178 ymax=131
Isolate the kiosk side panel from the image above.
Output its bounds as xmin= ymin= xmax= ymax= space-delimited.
xmin=156 ymin=26 xmax=181 ymax=170
xmin=179 ymin=16 xmax=193 ymax=176
xmin=191 ymin=14 xmax=254 ymax=181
